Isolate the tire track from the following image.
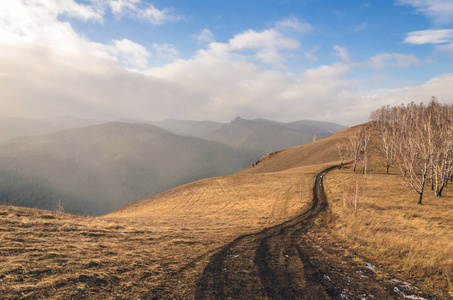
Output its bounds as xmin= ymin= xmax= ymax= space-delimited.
xmin=194 ymin=166 xmax=435 ymax=299
xmin=194 ymin=166 xmax=336 ymax=299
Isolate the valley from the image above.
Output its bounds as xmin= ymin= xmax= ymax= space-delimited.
xmin=0 ymin=117 xmax=344 ymax=215
xmin=3 ymin=1 xmax=453 ymax=298
xmin=2 ymin=122 xmax=451 ymax=299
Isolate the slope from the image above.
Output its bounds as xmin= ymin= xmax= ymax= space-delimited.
xmin=2 ymin=123 xmax=447 ymax=298
xmin=148 ymin=117 xmax=346 ymax=155
xmin=151 ymin=119 xmax=224 ymax=139
xmin=208 ymin=117 xmax=346 ymax=155
xmin=0 ymin=122 xmax=259 ymax=215
xmin=106 ymin=124 xmax=359 ymax=222
xmin=106 ymin=122 xmax=443 ymax=298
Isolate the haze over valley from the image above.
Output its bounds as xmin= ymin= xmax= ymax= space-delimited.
xmin=0 ymin=116 xmax=344 ymax=215
xmin=1 ymin=0 xmax=453 ymax=299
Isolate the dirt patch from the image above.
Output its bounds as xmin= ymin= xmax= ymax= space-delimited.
xmin=194 ymin=167 xmax=439 ymax=299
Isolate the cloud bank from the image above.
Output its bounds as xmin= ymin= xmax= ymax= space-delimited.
xmin=0 ymin=0 xmax=452 ymax=127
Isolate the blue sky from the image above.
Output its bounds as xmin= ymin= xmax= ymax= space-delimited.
xmin=1 ymin=0 xmax=452 ymax=126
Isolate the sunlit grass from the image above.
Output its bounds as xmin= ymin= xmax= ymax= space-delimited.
xmin=0 ymin=161 xmax=326 ymax=298
xmin=324 ymin=164 xmax=453 ymax=292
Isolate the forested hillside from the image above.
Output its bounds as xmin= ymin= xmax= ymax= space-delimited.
xmin=0 ymin=122 xmax=259 ymax=215
xmin=151 ymin=117 xmax=346 ymax=155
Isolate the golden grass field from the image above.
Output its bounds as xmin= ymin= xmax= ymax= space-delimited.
xmin=1 ymin=123 xmax=453 ymax=298
xmin=0 ymin=164 xmax=327 ymax=299
xmin=324 ymin=131 xmax=453 ymax=296
xmin=1 ymin=122 xmax=350 ymax=299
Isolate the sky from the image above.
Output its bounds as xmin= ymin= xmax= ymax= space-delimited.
xmin=1 ymin=0 xmax=453 ymax=126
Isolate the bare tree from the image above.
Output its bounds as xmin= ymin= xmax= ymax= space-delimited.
xmin=373 ymin=107 xmax=395 ymax=174
xmin=431 ymin=100 xmax=453 ymax=197
xmin=380 ymin=126 xmax=394 ymax=174
xmin=360 ymin=128 xmax=372 ymax=178
xmin=349 ymin=131 xmax=363 ymax=173
xmin=371 ymin=98 xmax=453 ymax=204
xmin=345 ymin=173 xmax=365 ymax=216
xmin=395 ymin=134 xmax=430 ymax=204
xmin=336 ymin=143 xmax=348 ymax=170
xmin=54 ymin=199 xmax=65 ymax=213
xmin=394 ymin=103 xmax=436 ymax=204
xmin=312 ymin=133 xmax=318 ymax=143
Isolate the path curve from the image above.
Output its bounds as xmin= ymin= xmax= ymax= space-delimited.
xmin=194 ymin=166 xmax=337 ymax=299
xmin=194 ymin=166 xmax=437 ymax=299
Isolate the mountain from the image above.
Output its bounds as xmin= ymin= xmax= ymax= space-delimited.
xmin=107 ymin=124 xmax=357 ymax=220
xmin=148 ymin=117 xmax=346 ymax=155
xmin=0 ymin=124 xmax=360 ymax=299
xmin=2 ymin=122 xmax=448 ymax=299
xmin=0 ymin=122 xmax=259 ymax=215
xmin=0 ymin=116 xmax=102 ymax=142
xmin=151 ymin=119 xmax=224 ymax=139
xmin=0 ymin=116 xmax=344 ymax=215
xmin=207 ymin=117 xmax=346 ymax=155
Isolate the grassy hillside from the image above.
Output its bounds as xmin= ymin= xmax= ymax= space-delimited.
xmin=1 ymin=124 xmax=351 ymax=298
xmin=0 ymin=117 xmax=344 ymax=216
xmin=0 ymin=122 xmax=259 ymax=215
xmin=150 ymin=117 xmax=346 ymax=155
xmin=208 ymin=117 xmax=346 ymax=155
xmin=323 ymin=126 xmax=453 ymax=294
xmin=2 ymin=123 xmax=452 ymax=298
xmin=106 ymin=124 xmax=357 ymax=221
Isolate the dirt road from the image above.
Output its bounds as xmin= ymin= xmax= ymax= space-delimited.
xmin=195 ymin=166 xmax=436 ymax=299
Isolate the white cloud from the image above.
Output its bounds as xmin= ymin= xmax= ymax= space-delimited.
xmin=145 ymin=51 xmax=363 ymax=124
xmin=137 ymin=4 xmax=180 ymax=25
xmin=229 ymin=30 xmax=299 ymax=51
xmin=301 ymin=62 xmax=350 ymax=79
xmin=215 ymin=29 xmax=300 ymax=66
xmin=106 ymin=0 xmax=180 ymax=25
xmin=152 ymin=43 xmax=179 ymax=60
xmin=191 ymin=20 xmax=310 ymax=59
xmin=0 ymin=44 xmax=186 ymax=121
xmin=107 ymin=0 xmax=140 ymax=15
xmin=0 ymin=0 xmax=105 ymax=55
xmin=368 ymin=73 xmax=453 ymax=108
xmin=275 ymin=17 xmax=313 ymax=33
xmin=396 ymin=0 xmax=453 ymax=25
xmin=50 ymin=0 xmax=103 ymax=22
xmin=112 ymin=39 xmax=150 ymax=69
xmin=194 ymin=29 xmax=215 ymax=45
xmin=369 ymin=53 xmax=420 ymax=69
xmin=1 ymin=1 xmax=451 ymax=128
xmin=206 ymin=17 xmax=312 ymax=67
xmin=334 ymin=45 xmax=352 ymax=64
xmin=404 ymin=29 xmax=453 ymax=44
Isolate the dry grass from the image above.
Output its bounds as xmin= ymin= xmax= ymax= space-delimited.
xmin=324 ymin=161 xmax=453 ymax=294
xmin=1 ymin=159 xmax=330 ymax=298
xmin=10 ymin=123 xmax=437 ymax=298
xmin=1 ymin=125 xmax=363 ymax=299
xmin=0 ymin=205 xmax=227 ymax=299
xmin=106 ymin=167 xmax=320 ymax=224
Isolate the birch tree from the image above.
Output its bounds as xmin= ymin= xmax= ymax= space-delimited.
xmin=336 ymin=143 xmax=348 ymax=170
xmin=371 ymin=98 xmax=453 ymax=204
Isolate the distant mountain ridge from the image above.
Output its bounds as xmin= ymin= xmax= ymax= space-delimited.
xmin=0 ymin=116 xmax=102 ymax=142
xmin=151 ymin=119 xmax=224 ymax=139
xmin=151 ymin=117 xmax=346 ymax=155
xmin=0 ymin=116 xmax=345 ymax=215
xmin=0 ymin=122 xmax=259 ymax=215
